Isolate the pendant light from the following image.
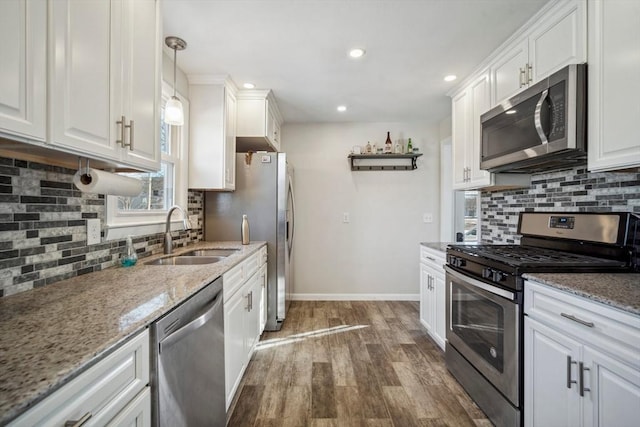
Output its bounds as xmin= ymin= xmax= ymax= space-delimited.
xmin=164 ymin=36 xmax=187 ymax=126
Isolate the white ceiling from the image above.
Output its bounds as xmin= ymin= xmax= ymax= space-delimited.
xmin=162 ymin=0 xmax=549 ymax=124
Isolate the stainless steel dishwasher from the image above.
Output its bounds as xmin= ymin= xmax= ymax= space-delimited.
xmin=151 ymin=277 xmax=225 ymax=426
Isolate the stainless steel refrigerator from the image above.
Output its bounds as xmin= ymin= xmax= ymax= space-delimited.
xmin=204 ymin=152 xmax=294 ymax=331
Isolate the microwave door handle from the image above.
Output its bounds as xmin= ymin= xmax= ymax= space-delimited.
xmin=534 ymin=89 xmax=549 ymax=144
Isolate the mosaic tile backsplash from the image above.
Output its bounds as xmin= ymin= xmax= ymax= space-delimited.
xmin=0 ymin=157 xmax=204 ymax=297
xmin=481 ymin=166 xmax=640 ymax=244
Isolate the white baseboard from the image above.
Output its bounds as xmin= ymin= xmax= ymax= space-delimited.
xmin=290 ymin=293 xmax=419 ymax=301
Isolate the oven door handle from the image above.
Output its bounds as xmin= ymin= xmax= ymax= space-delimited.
xmin=445 ymin=266 xmax=516 ymax=301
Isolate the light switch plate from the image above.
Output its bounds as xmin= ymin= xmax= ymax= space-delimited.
xmin=86 ymin=218 xmax=101 ymax=245
xmin=423 ymin=213 xmax=433 ymax=223
xmin=343 ymin=212 xmax=350 ymax=223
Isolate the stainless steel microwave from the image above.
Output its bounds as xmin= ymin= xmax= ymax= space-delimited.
xmin=480 ymin=64 xmax=587 ymax=173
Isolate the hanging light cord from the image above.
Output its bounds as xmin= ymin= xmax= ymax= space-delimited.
xmin=172 ymin=44 xmax=178 ymax=99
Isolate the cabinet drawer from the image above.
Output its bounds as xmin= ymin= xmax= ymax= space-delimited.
xmin=420 ymin=246 xmax=446 ymax=268
xmin=525 ymin=280 xmax=640 ymax=367
xmin=244 ymin=252 xmax=260 ymax=280
xmin=10 ymin=329 xmax=149 ymax=427
xmin=223 ymin=262 xmax=245 ymax=301
xmin=260 ymin=245 xmax=267 ymax=265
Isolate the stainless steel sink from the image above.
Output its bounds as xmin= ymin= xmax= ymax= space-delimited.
xmin=145 ymin=256 xmax=225 ymax=266
xmin=179 ymin=248 xmax=240 ymax=257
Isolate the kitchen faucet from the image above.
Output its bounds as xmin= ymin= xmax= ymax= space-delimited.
xmin=164 ymin=205 xmax=192 ymax=254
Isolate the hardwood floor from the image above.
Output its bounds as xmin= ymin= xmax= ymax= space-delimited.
xmin=227 ymin=301 xmax=491 ymax=426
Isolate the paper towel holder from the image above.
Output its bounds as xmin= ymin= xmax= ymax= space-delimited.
xmin=77 ymin=158 xmax=93 ymax=185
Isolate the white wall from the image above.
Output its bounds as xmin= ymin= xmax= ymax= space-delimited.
xmin=282 ymin=122 xmax=441 ymax=299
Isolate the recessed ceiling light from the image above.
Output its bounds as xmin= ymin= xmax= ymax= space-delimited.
xmin=243 ymin=83 xmax=255 ymax=89
xmin=349 ymin=48 xmax=366 ymax=58
xmin=444 ymin=75 xmax=457 ymax=82
xmin=337 ymin=105 xmax=347 ymax=112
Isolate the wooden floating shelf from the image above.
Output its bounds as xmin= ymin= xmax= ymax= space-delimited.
xmin=347 ymin=153 xmax=423 ymax=171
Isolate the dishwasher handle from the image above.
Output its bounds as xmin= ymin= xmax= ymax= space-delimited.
xmin=159 ymin=290 xmax=223 ymax=354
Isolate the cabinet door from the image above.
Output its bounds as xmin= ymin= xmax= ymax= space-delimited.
xmin=245 ymin=270 xmax=262 ymax=358
xmin=451 ymin=89 xmax=469 ymax=189
xmin=224 ymin=289 xmax=248 ymax=410
xmin=491 ymin=39 xmax=528 ymax=105
xmin=587 ymin=0 xmax=640 ymax=172
xmin=0 ymin=0 xmax=46 ymax=141
xmin=419 ymin=264 xmax=433 ymax=332
xmin=582 ymin=346 xmax=640 ymax=427
xmin=259 ymin=263 xmax=267 ymax=334
xmin=224 ymin=89 xmax=237 ymax=189
xmin=49 ymin=0 xmax=118 ymax=160
xmin=468 ymin=72 xmax=491 ymax=187
xmin=525 ymin=317 xmax=582 ymax=427
xmin=120 ymin=0 xmax=160 ymax=171
xmin=528 ymin=0 xmax=586 ymax=83
xmin=432 ymin=272 xmax=446 ymax=351
xmin=106 ymin=388 xmax=151 ymax=427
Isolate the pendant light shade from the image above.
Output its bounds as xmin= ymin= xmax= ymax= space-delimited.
xmin=164 ymin=36 xmax=187 ymax=126
xmin=164 ymin=96 xmax=184 ymax=126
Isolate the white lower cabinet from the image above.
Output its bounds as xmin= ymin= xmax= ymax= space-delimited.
xmin=524 ymin=280 xmax=640 ymax=427
xmin=223 ymin=248 xmax=267 ymax=411
xmin=419 ymin=246 xmax=446 ymax=351
xmin=9 ymin=329 xmax=150 ymax=427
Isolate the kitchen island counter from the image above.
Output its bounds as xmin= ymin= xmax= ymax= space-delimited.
xmin=524 ymin=272 xmax=640 ymax=316
xmin=0 ymin=241 xmax=265 ymax=425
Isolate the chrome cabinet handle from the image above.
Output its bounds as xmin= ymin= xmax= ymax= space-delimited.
xmin=519 ymin=67 xmax=526 ymax=88
xmin=527 ymin=63 xmax=533 ymax=83
xmin=579 ymin=362 xmax=591 ymax=396
xmin=117 ymin=115 xmax=126 ymax=147
xmin=425 ymin=256 xmax=436 ymax=262
xmin=126 ymin=119 xmax=134 ymax=151
xmin=65 ymin=412 xmax=92 ymax=427
xmin=567 ymin=356 xmax=577 ymax=389
xmin=561 ymin=313 xmax=595 ymax=328
xmin=534 ymin=89 xmax=549 ymax=145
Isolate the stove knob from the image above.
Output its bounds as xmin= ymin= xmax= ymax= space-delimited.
xmin=493 ymin=271 xmax=506 ymax=282
xmin=482 ymin=268 xmax=493 ymax=279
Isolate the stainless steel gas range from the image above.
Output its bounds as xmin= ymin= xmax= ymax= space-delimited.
xmin=444 ymin=212 xmax=639 ymax=427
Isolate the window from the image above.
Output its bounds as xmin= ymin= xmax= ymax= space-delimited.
xmin=105 ymin=83 xmax=188 ymax=240
xmin=454 ymin=190 xmax=480 ymax=242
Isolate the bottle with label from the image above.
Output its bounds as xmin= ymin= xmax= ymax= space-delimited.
xmin=241 ymin=214 xmax=250 ymax=245
xmin=365 ymin=141 xmax=372 ymax=154
xmin=385 ymin=132 xmax=393 ymax=153
xmin=121 ymin=235 xmax=138 ymax=267
xmin=407 ymin=137 xmax=413 ymax=153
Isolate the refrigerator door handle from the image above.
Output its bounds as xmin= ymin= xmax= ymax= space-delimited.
xmin=287 ymin=177 xmax=295 ymax=257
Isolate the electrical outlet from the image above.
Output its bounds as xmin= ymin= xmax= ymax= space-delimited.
xmin=423 ymin=213 xmax=433 ymax=223
xmin=86 ymin=218 xmax=101 ymax=245
xmin=189 ymin=214 xmax=199 ymax=228
xmin=343 ymin=212 xmax=350 ymax=223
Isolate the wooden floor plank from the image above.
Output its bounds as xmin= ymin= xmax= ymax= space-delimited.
xmin=312 ymin=362 xmax=338 ymax=419
xmin=228 ymin=301 xmax=489 ymax=427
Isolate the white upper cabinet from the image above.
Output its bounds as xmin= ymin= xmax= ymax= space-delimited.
xmin=451 ymin=72 xmax=529 ymax=190
xmin=587 ymin=0 xmax=640 ymax=172
xmin=0 ymin=0 xmax=47 ymax=142
xmin=491 ymin=0 xmax=586 ymax=105
xmin=119 ymin=0 xmax=161 ymax=171
xmin=236 ymin=90 xmax=283 ymax=152
xmin=48 ymin=0 xmax=160 ymax=171
xmin=188 ymin=77 xmax=237 ymax=190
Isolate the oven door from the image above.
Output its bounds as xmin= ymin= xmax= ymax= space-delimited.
xmin=445 ymin=266 xmax=520 ymax=406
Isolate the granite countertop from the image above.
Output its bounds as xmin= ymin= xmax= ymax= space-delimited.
xmin=524 ymin=273 xmax=640 ymax=316
xmin=420 ymin=242 xmax=455 ymax=253
xmin=0 ymin=241 xmax=265 ymax=425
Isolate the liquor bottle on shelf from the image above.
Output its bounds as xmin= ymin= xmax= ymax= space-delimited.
xmin=407 ymin=138 xmax=413 ymax=153
xmin=384 ymin=132 xmax=392 ymax=153
xmin=365 ymin=141 xmax=372 ymax=154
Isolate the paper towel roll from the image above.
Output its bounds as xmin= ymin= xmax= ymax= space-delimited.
xmin=73 ymin=168 xmax=143 ymax=197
